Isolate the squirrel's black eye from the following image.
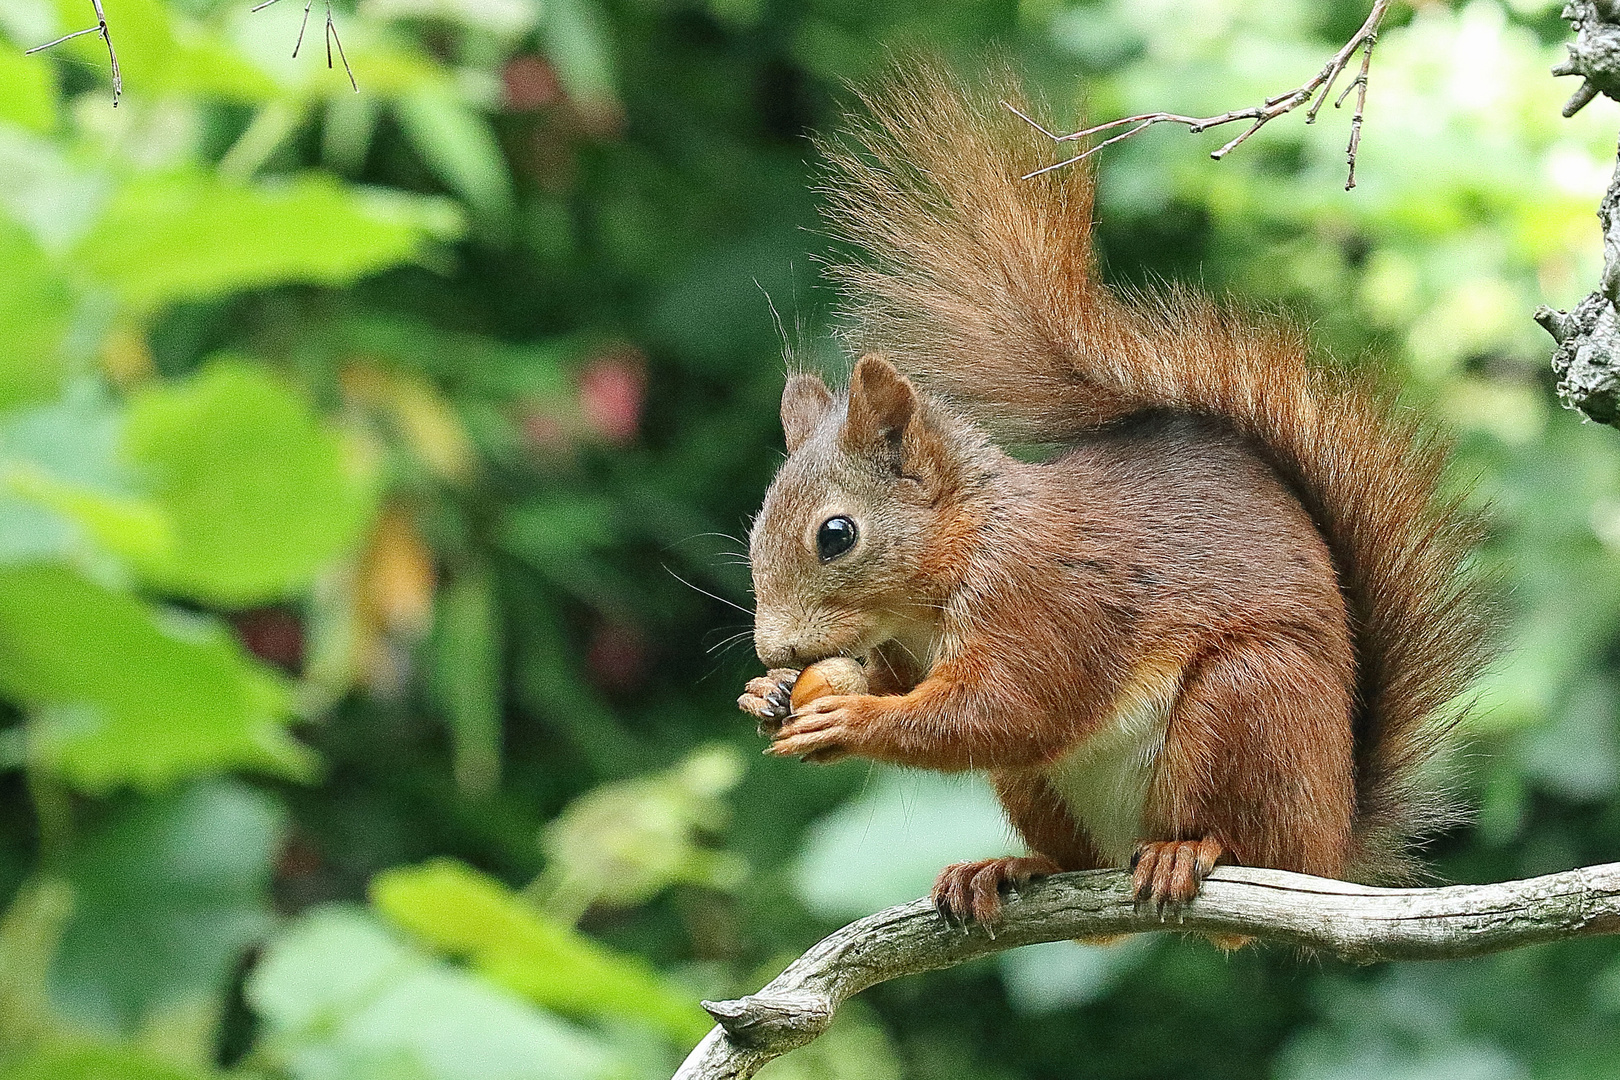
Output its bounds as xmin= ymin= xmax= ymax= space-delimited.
xmin=816 ymin=516 xmax=858 ymax=562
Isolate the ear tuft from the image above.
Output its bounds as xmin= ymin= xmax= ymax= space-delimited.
xmin=781 ymin=374 xmax=835 ymax=452
xmin=844 ymin=354 xmax=916 ymax=454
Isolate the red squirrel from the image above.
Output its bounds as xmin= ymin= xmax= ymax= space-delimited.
xmin=736 ymin=65 xmax=1491 ymax=925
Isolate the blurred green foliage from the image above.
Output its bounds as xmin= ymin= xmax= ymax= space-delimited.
xmin=1 ymin=0 xmax=1620 ymax=1077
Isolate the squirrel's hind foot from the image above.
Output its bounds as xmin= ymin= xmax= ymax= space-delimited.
xmin=931 ymin=855 xmax=1062 ymax=927
xmin=1130 ymin=837 xmax=1224 ymax=907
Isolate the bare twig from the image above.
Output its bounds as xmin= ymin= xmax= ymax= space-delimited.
xmin=325 ymin=3 xmax=357 ymax=93
xmin=1018 ymin=0 xmax=1392 ymax=190
xmin=250 ymin=0 xmax=313 ymax=56
xmin=26 ymin=0 xmax=120 ymax=106
xmin=672 ymin=862 xmax=1620 ymax=1079
xmin=251 ymin=0 xmax=357 ymax=91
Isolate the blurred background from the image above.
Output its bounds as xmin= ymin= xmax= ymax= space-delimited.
xmin=0 ymin=0 xmax=1618 ymax=1077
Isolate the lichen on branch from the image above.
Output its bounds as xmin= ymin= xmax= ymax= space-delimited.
xmin=1539 ymin=1 xmax=1620 ymax=425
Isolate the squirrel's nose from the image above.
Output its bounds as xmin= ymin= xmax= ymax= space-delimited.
xmin=755 ymin=623 xmax=810 ymax=668
xmin=756 ymin=642 xmax=803 ymax=669
xmin=754 ymin=611 xmax=801 ymax=669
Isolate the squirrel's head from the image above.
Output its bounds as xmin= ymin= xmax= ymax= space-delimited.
xmin=749 ymin=354 xmax=984 ymax=671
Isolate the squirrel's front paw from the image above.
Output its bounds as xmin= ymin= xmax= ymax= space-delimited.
xmin=767 ymin=695 xmax=870 ymax=763
xmin=738 ymin=668 xmax=800 ymax=734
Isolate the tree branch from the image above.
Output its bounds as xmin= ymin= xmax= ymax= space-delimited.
xmin=1013 ymin=0 xmax=1392 ymax=189
xmin=672 ymin=862 xmax=1620 ymax=1080
xmin=1539 ymin=2 xmax=1620 ymax=425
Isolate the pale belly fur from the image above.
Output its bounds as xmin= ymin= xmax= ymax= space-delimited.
xmin=1040 ymin=660 xmax=1186 ymax=866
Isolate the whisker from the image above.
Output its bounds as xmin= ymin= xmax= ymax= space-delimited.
xmin=706 ymin=629 xmax=756 ymax=656
xmin=664 ymin=564 xmax=755 ymax=616
xmin=757 ymin=279 xmax=794 ymax=367
xmin=871 ymin=648 xmax=901 ymax=685
xmin=682 ymin=530 xmax=750 ymax=547
xmin=671 ymin=531 xmax=753 ymax=572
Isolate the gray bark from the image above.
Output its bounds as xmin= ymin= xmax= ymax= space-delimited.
xmin=1539 ymin=2 xmax=1620 ymax=423
xmin=672 ymin=863 xmax=1620 ymax=1080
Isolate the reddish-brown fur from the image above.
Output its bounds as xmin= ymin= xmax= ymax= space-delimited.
xmin=740 ymin=64 xmax=1490 ymax=917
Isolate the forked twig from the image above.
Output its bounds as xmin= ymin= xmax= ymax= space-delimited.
xmin=1340 ymin=20 xmax=1378 ymax=190
xmin=250 ymin=0 xmax=313 ymax=57
xmin=1016 ymin=0 xmax=1393 ymax=190
xmin=26 ymin=0 xmax=121 ymax=106
xmin=251 ymin=0 xmax=357 ymax=91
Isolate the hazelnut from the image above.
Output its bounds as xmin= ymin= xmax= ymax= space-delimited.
xmin=790 ymin=657 xmax=869 ymax=711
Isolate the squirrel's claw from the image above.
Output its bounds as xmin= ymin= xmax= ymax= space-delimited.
xmin=1131 ymin=837 xmax=1224 ymax=908
xmin=930 ymin=856 xmax=1062 ymax=926
xmin=738 ymin=668 xmax=800 ymax=734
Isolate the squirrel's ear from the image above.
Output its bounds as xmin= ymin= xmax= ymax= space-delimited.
xmin=845 ymin=354 xmax=955 ymax=496
xmin=781 ymin=373 xmax=835 ymax=453
xmin=843 ymin=354 xmax=916 ymax=454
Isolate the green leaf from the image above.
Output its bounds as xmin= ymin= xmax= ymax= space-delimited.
xmin=0 ymin=45 xmax=56 ymax=133
xmin=248 ymin=905 xmax=628 ymax=1080
xmin=73 ymin=172 xmax=459 ymax=311
xmin=0 ymin=221 xmax=71 ymax=409
xmin=0 ymin=465 xmax=172 ymax=567
xmin=0 ymin=125 xmax=110 ymax=254
xmin=123 ymin=359 xmax=375 ymax=605
xmin=0 ymin=1043 xmax=215 ymax=1080
xmin=0 ymin=877 xmax=75 ymax=1054
xmin=0 ymin=387 xmax=155 ymax=567
xmin=370 ymin=859 xmax=712 ymax=1045
xmin=50 ymin=780 xmax=283 ymax=1032
xmin=536 ymin=745 xmax=746 ymax=919
xmin=216 ymin=100 xmax=314 ymax=181
xmin=539 ymin=0 xmax=616 ymax=107
xmin=430 ymin=566 xmax=502 ymax=798
xmin=395 ymin=89 xmax=515 ymax=224
xmin=49 ymin=0 xmax=274 ymax=103
xmin=368 ymin=0 xmax=541 ymax=35
xmin=228 ymin=4 xmax=448 ymax=100
xmin=0 ymin=564 xmax=314 ymax=790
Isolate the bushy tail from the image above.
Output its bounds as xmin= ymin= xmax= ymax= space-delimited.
xmin=818 ymin=63 xmax=1493 ymax=880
